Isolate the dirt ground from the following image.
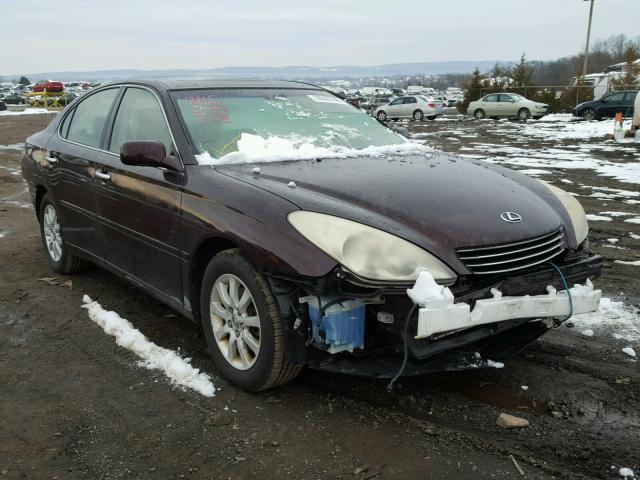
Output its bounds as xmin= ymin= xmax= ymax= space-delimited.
xmin=1 ymin=112 xmax=639 ymax=480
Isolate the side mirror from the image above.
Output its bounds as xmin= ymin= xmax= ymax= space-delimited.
xmin=120 ymin=141 xmax=182 ymax=172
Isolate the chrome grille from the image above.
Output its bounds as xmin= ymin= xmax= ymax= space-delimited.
xmin=457 ymin=228 xmax=566 ymax=275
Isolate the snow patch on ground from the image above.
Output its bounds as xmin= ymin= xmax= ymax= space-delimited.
xmin=81 ymin=295 xmax=216 ymax=397
xmin=0 ymin=108 xmax=55 ymax=116
xmin=571 ymin=297 xmax=640 ymax=342
xmin=618 ymin=467 xmax=635 ymax=478
xmin=586 ymin=214 xmax=612 ymax=222
xmin=615 ymin=260 xmax=640 ymax=266
xmin=0 ymin=143 xmax=25 ymax=151
xmin=486 ymin=360 xmax=504 ymax=369
xmin=622 ymin=347 xmax=637 ymax=358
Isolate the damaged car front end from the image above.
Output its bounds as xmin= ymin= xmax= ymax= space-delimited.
xmin=266 ymin=214 xmax=601 ymax=380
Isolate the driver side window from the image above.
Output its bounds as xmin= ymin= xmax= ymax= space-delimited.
xmin=109 ymin=88 xmax=173 ymax=154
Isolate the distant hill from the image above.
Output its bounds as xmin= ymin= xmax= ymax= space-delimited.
xmin=7 ymin=61 xmax=506 ymax=82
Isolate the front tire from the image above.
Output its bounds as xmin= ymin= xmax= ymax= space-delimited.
xmin=200 ymin=249 xmax=300 ymax=391
xmin=39 ymin=193 xmax=88 ymax=274
xmin=518 ymin=108 xmax=531 ymax=120
xmin=376 ymin=110 xmax=387 ymax=121
xmin=582 ymin=108 xmax=597 ymax=121
xmin=474 ymin=109 xmax=486 ymax=119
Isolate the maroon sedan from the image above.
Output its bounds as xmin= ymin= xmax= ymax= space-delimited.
xmin=32 ymin=80 xmax=64 ymax=93
xmin=21 ymin=79 xmax=602 ymax=391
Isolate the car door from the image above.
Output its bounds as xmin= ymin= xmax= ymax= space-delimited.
xmin=599 ymin=92 xmax=625 ymax=117
xmin=93 ymin=86 xmax=185 ymax=304
xmin=44 ymin=87 xmax=121 ymax=260
xmin=483 ymin=94 xmax=501 ymax=116
xmin=623 ymin=92 xmax=636 ymax=117
xmin=386 ymin=97 xmax=405 ymax=116
xmin=403 ymin=96 xmax=418 ymax=116
xmin=498 ymin=94 xmax=518 ymax=116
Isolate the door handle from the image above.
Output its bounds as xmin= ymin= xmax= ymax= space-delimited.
xmin=95 ymin=171 xmax=111 ymax=181
xmin=45 ymin=156 xmax=58 ymax=164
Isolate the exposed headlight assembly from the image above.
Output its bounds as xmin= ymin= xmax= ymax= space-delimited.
xmin=288 ymin=211 xmax=457 ymax=284
xmin=542 ymin=183 xmax=589 ymax=244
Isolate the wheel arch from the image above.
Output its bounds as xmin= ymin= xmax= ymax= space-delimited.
xmin=35 ymin=184 xmax=48 ymax=217
xmin=189 ymin=235 xmax=239 ymax=322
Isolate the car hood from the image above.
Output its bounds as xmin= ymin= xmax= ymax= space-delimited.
xmin=214 ymin=152 xmax=575 ymax=275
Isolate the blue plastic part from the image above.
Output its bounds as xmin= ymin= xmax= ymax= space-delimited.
xmin=308 ymin=300 xmax=365 ymax=354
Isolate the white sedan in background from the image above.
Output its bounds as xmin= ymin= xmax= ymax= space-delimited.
xmin=374 ymin=95 xmax=444 ymax=121
xmin=467 ymin=93 xmax=549 ymax=120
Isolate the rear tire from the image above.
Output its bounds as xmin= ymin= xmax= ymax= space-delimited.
xmin=427 ymin=115 xmax=436 ymax=120
xmin=413 ymin=109 xmax=424 ymax=121
xmin=474 ymin=109 xmax=486 ymax=119
xmin=200 ymin=249 xmax=300 ymax=391
xmin=38 ymin=193 xmax=88 ymax=274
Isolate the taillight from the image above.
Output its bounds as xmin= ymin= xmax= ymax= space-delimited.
xmin=428 ymin=103 xmax=436 ymax=108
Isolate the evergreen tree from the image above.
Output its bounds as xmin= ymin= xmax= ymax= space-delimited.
xmin=458 ymin=67 xmax=484 ymax=113
xmin=18 ymin=76 xmax=30 ymax=85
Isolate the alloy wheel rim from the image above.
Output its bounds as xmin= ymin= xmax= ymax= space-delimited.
xmin=475 ymin=110 xmax=484 ymax=119
xmin=519 ymin=109 xmax=530 ymax=120
xmin=210 ymin=274 xmax=261 ymax=371
xmin=378 ymin=112 xmax=386 ymax=120
xmin=414 ymin=111 xmax=422 ymax=120
xmin=43 ymin=204 xmax=62 ymax=262
xmin=584 ymin=110 xmax=595 ymax=120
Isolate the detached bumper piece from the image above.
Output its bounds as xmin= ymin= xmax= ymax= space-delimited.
xmin=416 ymin=280 xmax=601 ymax=340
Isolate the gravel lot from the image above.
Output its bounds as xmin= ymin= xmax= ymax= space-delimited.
xmin=1 ymin=112 xmax=639 ymax=480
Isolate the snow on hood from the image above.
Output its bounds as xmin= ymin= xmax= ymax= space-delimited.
xmin=195 ymin=133 xmax=432 ymax=165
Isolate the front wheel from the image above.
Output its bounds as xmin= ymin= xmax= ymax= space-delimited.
xmin=518 ymin=108 xmax=531 ymax=120
xmin=473 ymin=109 xmax=486 ymax=119
xmin=413 ymin=109 xmax=424 ymax=121
xmin=200 ymin=249 xmax=300 ymax=391
xmin=39 ymin=193 xmax=88 ymax=274
xmin=376 ymin=110 xmax=387 ymax=121
xmin=582 ymin=108 xmax=597 ymax=121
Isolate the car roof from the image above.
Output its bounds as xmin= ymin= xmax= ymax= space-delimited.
xmin=110 ymin=78 xmax=324 ymax=91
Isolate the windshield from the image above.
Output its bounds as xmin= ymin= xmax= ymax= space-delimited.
xmin=171 ymin=88 xmax=408 ymax=164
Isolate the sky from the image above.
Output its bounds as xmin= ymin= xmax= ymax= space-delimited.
xmin=2 ymin=0 xmax=639 ymax=75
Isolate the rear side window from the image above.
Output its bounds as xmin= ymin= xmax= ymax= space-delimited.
xmin=484 ymin=94 xmax=499 ymax=102
xmin=499 ymin=94 xmax=514 ymax=102
xmin=66 ymin=88 xmax=119 ymax=148
xmin=406 ymin=97 xmax=417 ymax=104
xmin=109 ymin=88 xmax=173 ymax=154
xmin=605 ymin=92 xmax=624 ymax=102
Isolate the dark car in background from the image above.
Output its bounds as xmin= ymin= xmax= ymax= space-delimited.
xmin=0 ymin=99 xmax=6 ymax=111
xmin=22 ymin=79 xmax=602 ymax=391
xmin=2 ymin=93 xmax=24 ymax=105
xmin=573 ymin=90 xmax=637 ymax=120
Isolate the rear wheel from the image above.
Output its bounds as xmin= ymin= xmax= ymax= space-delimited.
xmin=474 ymin=109 xmax=486 ymax=119
xmin=518 ymin=108 xmax=531 ymax=120
xmin=376 ymin=110 xmax=387 ymax=121
xmin=39 ymin=193 xmax=88 ymax=274
xmin=200 ymin=249 xmax=300 ymax=391
xmin=582 ymin=108 xmax=597 ymax=121
xmin=413 ymin=109 xmax=424 ymax=121
xmin=427 ymin=115 xmax=436 ymax=121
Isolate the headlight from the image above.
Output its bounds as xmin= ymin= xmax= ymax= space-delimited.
xmin=542 ymin=183 xmax=589 ymax=244
xmin=288 ymin=211 xmax=457 ymax=284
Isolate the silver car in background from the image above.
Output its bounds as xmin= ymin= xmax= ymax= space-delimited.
xmin=374 ymin=95 xmax=444 ymax=121
xmin=467 ymin=93 xmax=549 ymax=120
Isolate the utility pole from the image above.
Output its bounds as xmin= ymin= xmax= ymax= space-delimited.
xmin=582 ymin=0 xmax=595 ymax=79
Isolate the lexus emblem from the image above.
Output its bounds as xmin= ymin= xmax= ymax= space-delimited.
xmin=501 ymin=211 xmax=522 ymax=223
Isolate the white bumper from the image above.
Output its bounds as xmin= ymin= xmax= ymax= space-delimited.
xmin=415 ymin=280 xmax=601 ymax=339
